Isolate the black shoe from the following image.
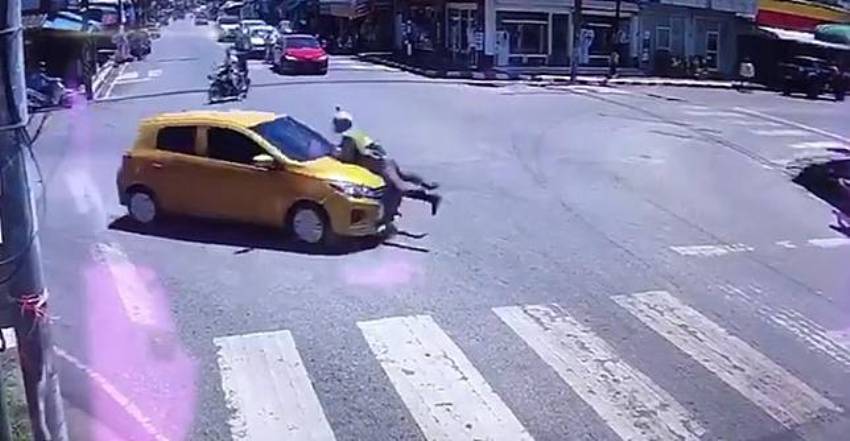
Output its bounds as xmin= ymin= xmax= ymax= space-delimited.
xmin=423 ymin=181 xmax=440 ymax=190
xmin=429 ymin=194 xmax=442 ymax=216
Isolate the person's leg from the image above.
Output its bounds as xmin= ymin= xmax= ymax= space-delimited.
xmin=388 ymin=159 xmax=439 ymax=189
xmin=381 ymin=160 xmax=441 ymax=215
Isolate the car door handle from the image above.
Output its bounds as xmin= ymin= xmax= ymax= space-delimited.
xmin=151 ymin=162 xmax=164 ymax=169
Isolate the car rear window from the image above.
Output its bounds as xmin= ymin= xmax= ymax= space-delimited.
xmin=219 ymin=16 xmax=238 ymax=24
xmin=285 ymin=36 xmax=319 ymax=49
xmin=156 ymin=126 xmax=196 ymax=155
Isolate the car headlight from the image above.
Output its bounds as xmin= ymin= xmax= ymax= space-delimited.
xmin=284 ymin=55 xmax=298 ymax=61
xmin=329 ymin=181 xmax=377 ymax=199
xmin=317 ymin=55 xmax=328 ymax=62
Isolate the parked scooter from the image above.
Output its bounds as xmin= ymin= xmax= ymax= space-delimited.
xmin=129 ymin=30 xmax=152 ymax=61
xmin=26 ymin=64 xmax=74 ymax=110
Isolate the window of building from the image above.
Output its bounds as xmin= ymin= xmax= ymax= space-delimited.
xmin=497 ymin=12 xmax=548 ymax=55
xmin=706 ymin=31 xmax=719 ymax=69
xmin=156 ymin=126 xmax=196 ymax=155
xmin=207 ymin=127 xmax=265 ymax=165
xmin=656 ymin=25 xmax=671 ymax=51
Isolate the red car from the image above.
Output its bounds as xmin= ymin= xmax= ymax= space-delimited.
xmin=272 ymin=34 xmax=328 ymax=75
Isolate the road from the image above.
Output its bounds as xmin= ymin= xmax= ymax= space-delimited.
xmin=24 ymin=18 xmax=850 ymax=441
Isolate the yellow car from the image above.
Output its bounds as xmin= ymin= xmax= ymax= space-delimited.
xmin=117 ymin=110 xmax=387 ymax=245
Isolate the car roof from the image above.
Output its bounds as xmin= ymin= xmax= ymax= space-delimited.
xmin=241 ymin=19 xmax=265 ymax=25
xmin=143 ymin=110 xmax=279 ymax=128
xmin=284 ymin=34 xmax=317 ymax=39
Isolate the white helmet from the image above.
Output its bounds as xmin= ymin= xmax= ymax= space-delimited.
xmin=332 ymin=106 xmax=353 ymax=133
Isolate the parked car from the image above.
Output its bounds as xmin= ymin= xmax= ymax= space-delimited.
xmin=238 ymin=19 xmax=267 ymax=35
xmin=193 ymin=12 xmax=208 ymax=25
xmin=779 ymin=55 xmax=848 ymax=101
xmin=216 ymin=15 xmax=240 ymax=42
xmin=116 ymin=111 xmax=386 ymax=245
xmin=271 ymin=34 xmax=328 ymax=75
xmin=235 ymin=24 xmax=276 ymax=58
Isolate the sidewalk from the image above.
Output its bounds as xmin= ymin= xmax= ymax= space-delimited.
xmin=356 ymin=53 xmax=533 ymax=81
xmin=541 ymin=74 xmax=768 ymax=90
xmin=357 ymin=53 xmax=767 ymax=90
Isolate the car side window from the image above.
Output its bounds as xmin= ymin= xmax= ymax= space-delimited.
xmin=207 ymin=127 xmax=266 ymax=165
xmin=156 ymin=126 xmax=196 ymax=155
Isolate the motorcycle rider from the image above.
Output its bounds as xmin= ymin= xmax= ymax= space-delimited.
xmin=27 ymin=61 xmax=64 ymax=105
xmin=332 ymin=107 xmax=441 ymax=215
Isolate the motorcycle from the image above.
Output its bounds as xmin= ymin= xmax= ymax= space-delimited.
xmin=207 ymin=64 xmax=250 ymax=102
xmin=129 ymin=31 xmax=152 ymax=61
xmin=26 ymin=72 xmax=74 ymax=110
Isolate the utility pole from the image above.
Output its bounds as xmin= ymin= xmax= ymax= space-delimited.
xmin=0 ymin=1 xmax=69 ymax=440
xmin=570 ymin=0 xmax=582 ymax=82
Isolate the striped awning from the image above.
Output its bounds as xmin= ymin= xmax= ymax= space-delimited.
xmin=319 ymin=0 xmax=370 ymax=18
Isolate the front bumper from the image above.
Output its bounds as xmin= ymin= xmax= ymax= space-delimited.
xmin=324 ymin=193 xmax=384 ymax=237
xmin=280 ymin=59 xmax=328 ymax=73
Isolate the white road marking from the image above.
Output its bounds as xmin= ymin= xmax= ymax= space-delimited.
xmin=494 ymin=305 xmax=706 ymax=441
xmin=807 ymin=237 xmax=850 ymax=248
xmin=790 ymin=141 xmax=850 ymax=150
xmin=91 ymin=242 xmax=157 ymax=327
xmin=775 ymin=240 xmax=798 ymax=249
xmin=719 ymin=285 xmax=850 ymax=371
xmin=358 ymin=315 xmax=534 ymax=441
xmin=65 ymin=169 xmax=107 ymax=227
xmin=116 ymin=71 xmax=140 ymax=81
xmin=750 ymin=129 xmax=810 ymax=137
xmin=148 ymin=69 xmax=163 ymax=78
xmin=683 ymin=110 xmax=741 ymax=117
xmin=214 ymin=330 xmax=337 ymax=441
xmin=669 ymin=243 xmax=753 ymax=257
xmin=54 ymin=346 xmax=171 ymax=441
xmin=103 ymin=62 xmax=129 ymax=98
xmin=1 ymin=328 xmax=16 ymax=350
xmin=729 ymin=119 xmax=782 ymax=127
xmin=114 ymin=77 xmax=151 ymax=85
xmin=682 ymin=105 xmax=708 ymax=111
xmin=733 ymin=108 xmax=850 ymax=144
xmin=614 ymin=291 xmax=841 ymax=428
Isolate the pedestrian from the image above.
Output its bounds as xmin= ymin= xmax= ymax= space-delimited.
xmin=608 ymin=50 xmax=620 ymax=78
xmin=738 ymin=57 xmax=754 ymax=91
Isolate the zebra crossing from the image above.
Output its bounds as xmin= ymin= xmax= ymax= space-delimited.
xmin=212 ymin=290 xmax=848 ymax=441
xmin=328 ymin=56 xmax=401 ymax=72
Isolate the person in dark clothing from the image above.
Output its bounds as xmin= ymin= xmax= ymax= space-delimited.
xmin=332 ymin=107 xmax=441 ymax=215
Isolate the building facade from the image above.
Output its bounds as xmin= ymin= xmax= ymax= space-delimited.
xmin=637 ymin=0 xmax=757 ymax=77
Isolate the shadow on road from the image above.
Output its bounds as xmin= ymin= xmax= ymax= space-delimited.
xmin=792 ymin=158 xmax=850 ymax=238
xmin=108 ymin=216 xmax=382 ymax=255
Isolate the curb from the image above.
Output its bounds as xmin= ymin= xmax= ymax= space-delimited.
xmin=356 ymin=54 xmax=524 ymax=81
xmin=543 ymin=75 xmax=766 ymax=90
xmin=357 ymin=54 xmax=767 ymax=90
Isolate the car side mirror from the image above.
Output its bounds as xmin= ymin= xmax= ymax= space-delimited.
xmin=252 ymin=154 xmax=277 ymax=169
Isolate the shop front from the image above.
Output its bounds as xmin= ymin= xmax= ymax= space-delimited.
xmin=489 ymin=0 xmax=636 ymax=68
xmin=395 ymin=0 xmax=485 ymax=69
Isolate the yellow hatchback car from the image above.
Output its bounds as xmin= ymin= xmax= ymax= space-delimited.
xmin=117 ymin=110 xmax=387 ymax=244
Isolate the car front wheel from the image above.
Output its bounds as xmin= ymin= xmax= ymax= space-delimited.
xmin=128 ymin=189 xmax=158 ymax=224
xmin=289 ymin=203 xmax=335 ymax=245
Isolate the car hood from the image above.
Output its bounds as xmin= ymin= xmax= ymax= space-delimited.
xmin=220 ymin=24 xmax=238 ymax=31
xmin=250 ymin=36 xmax=266 ymax=45
xmin=285 ymin=47 xmax=326 ymax=60
xmin=293 ymin=156 xmax=383 ymax=188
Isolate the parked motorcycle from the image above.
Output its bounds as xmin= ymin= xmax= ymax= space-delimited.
xmin=207 ymin=64 xmax=250 ymax=102
xmin=26 ymin=69 xmax=74 ymax=110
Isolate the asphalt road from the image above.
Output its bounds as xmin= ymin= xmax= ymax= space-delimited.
xmin=25 ymin=18 xmax=850 ymax=441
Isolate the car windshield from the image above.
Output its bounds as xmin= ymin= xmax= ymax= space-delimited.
xmin=286 ymin=36 xmax=319 ymax=49
xmin=218 ymin=16 xmax=238 ymax=24
xmin=250 ymin=28 xmax=272 ymax=38
xmin=251 ymin=116 xmax=335 ymax=162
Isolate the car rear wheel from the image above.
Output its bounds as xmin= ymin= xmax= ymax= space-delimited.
xmin=128 ymin=189 xmax=158 ymax=224
xmin=289 ymin=203 xmax=335 ymax=245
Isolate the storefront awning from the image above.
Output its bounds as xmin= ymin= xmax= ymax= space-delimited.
xmin=759 ymin=25 xmax=850 ymax=50
xmin=816 ymin=24 xmax=850 ymax=45
xmin=319 ymin=0 xmax=369 ymax=18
